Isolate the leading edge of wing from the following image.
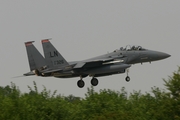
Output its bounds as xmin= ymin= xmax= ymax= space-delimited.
xmin=73 ymin=57 xmax=125 ymax=69
xmin=73 ymin=59 xmax=111 ymax=69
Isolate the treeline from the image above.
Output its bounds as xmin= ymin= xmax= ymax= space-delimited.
xmin=0 ymin=69 xmax=180 ymax=120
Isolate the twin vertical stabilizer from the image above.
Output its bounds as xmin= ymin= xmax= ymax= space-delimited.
xmin=25 ymin=39 xmax=69 ymax=76
xmin=41 ymin=39 xmax=69 ymax=68
xmin=25 ymin=41 xmax=46 ymax=71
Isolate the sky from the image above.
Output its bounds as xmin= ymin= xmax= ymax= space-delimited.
xmin=0 ymin=1 xmax=179 ymax=97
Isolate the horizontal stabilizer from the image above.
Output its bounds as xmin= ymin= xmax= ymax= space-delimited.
xmin=23 ymin=71 xmax=35 ymax=76
xmin=42 ymin=68 xmax=63 ymax=74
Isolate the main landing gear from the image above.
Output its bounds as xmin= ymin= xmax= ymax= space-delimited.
xmin=77 ymin=76 xmax=85 ymax=88
xmin=77 ymin=77 xmax=99 ymax=88
xmin=77 ymin=80 xmax=85 ymax=88
xmin=91 ymin=77 xmax=99 ymax=86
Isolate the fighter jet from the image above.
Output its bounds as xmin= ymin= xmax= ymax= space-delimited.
xmin=24 ymin=39 xmax=170 ymax=88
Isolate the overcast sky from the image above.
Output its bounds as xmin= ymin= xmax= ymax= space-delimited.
xmin=0 ymin=1 xmax=179 ymax=97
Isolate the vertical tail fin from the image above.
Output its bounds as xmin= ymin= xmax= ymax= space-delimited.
xmin=25 ymin=41 xmax=46 ymax=71
xmin=41 ymin=39 xmax=69 ymax=68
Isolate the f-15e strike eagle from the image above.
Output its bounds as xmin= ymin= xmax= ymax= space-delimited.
xmin=24 ymin=39 xmax=170 ymax=88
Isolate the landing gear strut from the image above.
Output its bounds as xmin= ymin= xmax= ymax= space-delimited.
xmin=91 ymin=77 xmax=99 ymax=86
xmin=125 ymin=69 xmax=130 ymax=82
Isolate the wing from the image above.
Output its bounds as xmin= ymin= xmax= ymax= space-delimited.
xmin=73 ymin=57 xmax=124 ymax=69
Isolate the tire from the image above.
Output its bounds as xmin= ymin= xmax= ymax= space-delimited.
xmin=125 ymin=76 xmax=130 ymax=82
xmin=77 ymin=80 xmax=85 ymax=88
xmin=91 ymin=78 xmax=99 ymax=86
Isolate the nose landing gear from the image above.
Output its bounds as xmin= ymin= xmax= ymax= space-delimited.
xmin=125 ymin=76 xmax=130 ymax=82
xmin=125 ymin=69 xmax=130 ymax=82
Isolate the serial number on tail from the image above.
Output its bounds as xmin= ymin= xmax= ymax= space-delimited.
xmin=54 ymin=60 xmax=64 ymax=65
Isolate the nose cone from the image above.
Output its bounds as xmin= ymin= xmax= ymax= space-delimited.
xmin=157 ymin=52 xmax=171 ymax=60
xmin=143 ymin=50 xmax=171 ymax=62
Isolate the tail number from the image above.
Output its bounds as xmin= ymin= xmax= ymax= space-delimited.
xmin=54 ymin=60 xmax=64 ymax=65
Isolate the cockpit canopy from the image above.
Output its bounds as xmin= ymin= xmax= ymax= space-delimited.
xmin=120 ymin=45 xmax=146 ymax=51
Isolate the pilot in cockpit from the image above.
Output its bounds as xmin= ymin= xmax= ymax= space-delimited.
xmin=119 ymin=45 xmax=145 ymax=51
xmin=131 ymin=46 xmax=135 ymax=50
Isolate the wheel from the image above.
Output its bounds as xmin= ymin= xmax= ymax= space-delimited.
xmin=77 ymin=80 xmax=85 ymax=88
xmin=125 ymin=76 xmax=130 ymax=82
xmin=91 ymin=78 xmax=99 ymax=86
